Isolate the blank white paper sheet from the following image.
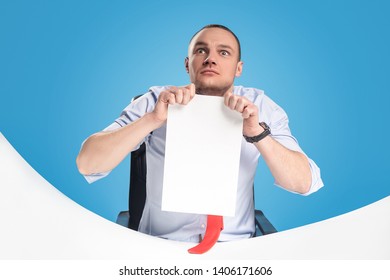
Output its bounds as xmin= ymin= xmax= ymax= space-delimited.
xmin=161 ymin=94 xmax=243 ymax=217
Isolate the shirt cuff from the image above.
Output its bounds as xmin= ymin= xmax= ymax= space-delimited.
xmin=300 ymin=158 xmax=324 ymax=196
xmin=83 ymin=171 xmax=111 ymax=184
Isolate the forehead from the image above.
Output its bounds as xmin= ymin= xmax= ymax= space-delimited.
xmin=189 ymin=28 xmax=239 ymax=50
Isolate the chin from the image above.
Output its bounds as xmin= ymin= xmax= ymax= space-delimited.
xmin=195 ymin=82 xmax=230 ymax=96
xmin=195 ymin=80 xmax=219 ymax=90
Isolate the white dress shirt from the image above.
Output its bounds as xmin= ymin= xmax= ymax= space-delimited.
xmin=84 ymin=85 xmax=324 ymax=242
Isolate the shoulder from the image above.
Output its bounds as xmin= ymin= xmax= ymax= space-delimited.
xmin=234 ymin=86 xmax=281 ymax=110
xmin=118 ymin=85 xmax=169 ymax=116
xmin=131 ymin=85 xmax=170 ymax=102
xmin=233 ymin=85 xmax=264 ymax=100
xmin=148 ymin=85 xmax=170 ymax=98
xmin=234 ymin=85 xmax=288 ymax=124
xmin=127 ymin=85 xmax=170 ymax=108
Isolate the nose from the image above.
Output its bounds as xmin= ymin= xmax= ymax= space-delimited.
xmin=203 ymin=52 xmax=217 ymax=66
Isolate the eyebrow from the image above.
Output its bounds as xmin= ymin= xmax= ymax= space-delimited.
xmin=193 ymin=41 xmax=234 ymax=51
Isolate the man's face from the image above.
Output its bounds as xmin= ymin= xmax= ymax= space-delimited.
xmin=186 ymin=28 xmax=243 ymax=96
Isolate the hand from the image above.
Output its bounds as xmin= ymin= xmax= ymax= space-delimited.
xmin=151 ymin=83 xmax=196 ymax=125
xmin=224 ymin=92 xmax=263 ymax=136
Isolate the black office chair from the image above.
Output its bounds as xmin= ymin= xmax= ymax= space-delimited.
xmin=116 ymin=96 xmax=277 ymax=237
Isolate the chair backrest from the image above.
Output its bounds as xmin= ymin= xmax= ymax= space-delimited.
xmin=128 ymin=142 xmax=147 ymax=230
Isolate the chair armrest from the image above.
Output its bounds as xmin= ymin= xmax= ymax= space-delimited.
xmin=116 ymin=211 xmax=130 ymax=228
xmin=255 ymin=209 xmax=277 ymax=236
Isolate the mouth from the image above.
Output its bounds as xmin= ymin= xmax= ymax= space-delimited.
xmin=200 ymin=69 xmax=219 ymax=75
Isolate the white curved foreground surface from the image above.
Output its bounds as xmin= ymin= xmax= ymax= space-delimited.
xmin=0 ymin=132 xmax=389 ymax=259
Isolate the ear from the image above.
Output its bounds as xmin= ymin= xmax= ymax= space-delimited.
xmin=235 ymin=61 xmax=243 ymax=77
xmin=184 ymin=57 xmax=189 ymax=73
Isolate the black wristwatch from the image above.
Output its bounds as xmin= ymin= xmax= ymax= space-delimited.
xmin=243 ymin=122 xmax=271 ymax=143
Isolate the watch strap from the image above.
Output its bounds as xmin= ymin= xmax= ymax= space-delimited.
xmin=243 ymin=122 xmax=271 ymax=143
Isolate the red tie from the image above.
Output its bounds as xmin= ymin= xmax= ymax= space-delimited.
xmin=188 ymin=215 xmax=224 ymax=254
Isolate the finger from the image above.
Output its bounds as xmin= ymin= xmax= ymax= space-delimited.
xmin=181 ymin=87 xmax=191 ymax=105
xmin=189 ymin=83 xmax=196 ymax=99
xmin=170 ymin=86 xmax=190 ymax=104
xmin=242 ymin=106 xmax=252 ymax=119
xmin=175 ymin=88 xmax=184 ymax=104
xmin=159 ymin=91 xmax=174 ymax=104
xmin=167 ymin=92 xmax=176 ymax=105
xmin=228 ymin=94 xmax=239 ymax=110
xmin=242 ymin=104 xmax=258 ymax=119
xmin=168 ymin=86 xmax=178 ymax=94
xmin=224 ymin=91 xmax=233 ymax=107
xmin=181 ymin=83 xmax=196 ymax=104
xmin=235 ymin=97 xmax=247 ymax=113
xmin=184 ymin=83 xmax=196 ymax=98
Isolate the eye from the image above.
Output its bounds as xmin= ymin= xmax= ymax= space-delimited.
xmin=220 ymin=50 xmax=230 ymax=56
xmin=196 ymin=48 xmax=206 ymax=54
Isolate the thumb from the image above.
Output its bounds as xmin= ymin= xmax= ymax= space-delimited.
xmin=185 ymin=83 xmax=196 ymax=98
xmin=224 ymin=91 xmax=233 ymax=107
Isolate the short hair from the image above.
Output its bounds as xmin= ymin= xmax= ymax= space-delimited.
xmin=189 ymin=24 xmax=241 ymax=61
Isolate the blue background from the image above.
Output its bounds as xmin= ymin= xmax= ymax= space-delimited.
xmin=1 ymin=0 xmax=389 ymax=232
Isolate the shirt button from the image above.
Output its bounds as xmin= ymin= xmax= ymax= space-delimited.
xmin=201 ymin=224 xmax=205 ymax=229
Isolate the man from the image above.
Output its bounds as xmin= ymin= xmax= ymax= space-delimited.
xmin=76 ymin=24 xmax=323 ymax=243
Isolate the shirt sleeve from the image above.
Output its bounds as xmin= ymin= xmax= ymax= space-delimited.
xmin=82 ymin=90 xmax=158 ymax=184
xmin=260 ymin=95 xmax=324 ymax=196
